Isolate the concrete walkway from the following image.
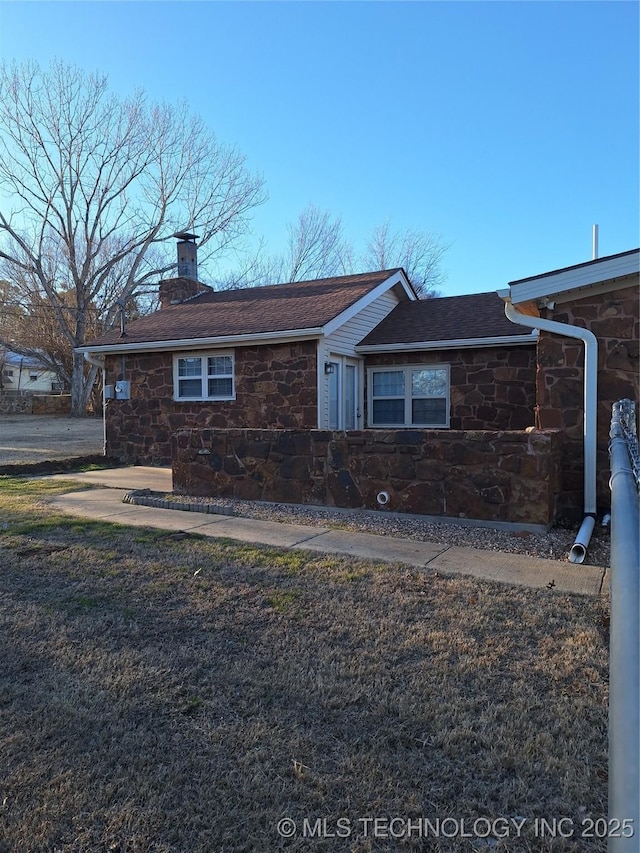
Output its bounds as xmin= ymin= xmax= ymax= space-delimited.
xmin=46 ymin=467 xmax=608 ymax=597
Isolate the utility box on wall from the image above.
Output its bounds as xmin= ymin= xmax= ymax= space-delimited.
xmin=104 ymin=385 xmax=115 ymax=400
xmin=114 ymin=381 xmax=130 ymax=400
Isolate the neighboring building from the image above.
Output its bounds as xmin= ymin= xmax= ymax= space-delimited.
xmin=0 ymin=349 xmax=61 ymax=393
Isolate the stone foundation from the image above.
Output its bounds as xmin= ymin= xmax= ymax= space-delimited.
xmin=172 ymin=428 xmax=564 ymax=527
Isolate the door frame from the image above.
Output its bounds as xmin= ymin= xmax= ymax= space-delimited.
xmin=325 ymin=354 xmax=363 ymax=430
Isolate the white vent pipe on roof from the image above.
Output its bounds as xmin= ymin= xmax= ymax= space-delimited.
xmin=502 ymin=299 xmax=598 ymax=563
xmin=592 ymin=224 xmax=599 ymax=260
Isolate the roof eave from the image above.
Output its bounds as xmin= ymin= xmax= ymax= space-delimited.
xmin=507 ymin=249 xmax=640 ymax=305
xmin=76 ymin=327 xmax=324 ymax=355
xmin=355 ymin=332 xmax=538 ymax=353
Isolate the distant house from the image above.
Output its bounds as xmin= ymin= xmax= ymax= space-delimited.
xmin=78 ymin=238 xmax=639 ymax=527
xmin=0 ymin=349 xmax=61 ymax=393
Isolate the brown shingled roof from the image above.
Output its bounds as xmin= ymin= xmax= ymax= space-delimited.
xmin=84 ymin=270 xmax=403 ymax=349
xmin=358 ymin=291 xmax=530 ymax=347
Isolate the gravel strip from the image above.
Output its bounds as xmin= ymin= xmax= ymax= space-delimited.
xmin=129 ymin=491 xmax=611 ymax=567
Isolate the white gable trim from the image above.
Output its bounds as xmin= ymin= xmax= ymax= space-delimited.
xmin=321 ymin=270 xmax=416 ymax=337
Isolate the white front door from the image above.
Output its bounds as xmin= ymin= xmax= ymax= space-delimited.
xmin=328 ymin=357 xmax=361 ymax=430
xmin=344 ymin=360 xmax=358 ymax=430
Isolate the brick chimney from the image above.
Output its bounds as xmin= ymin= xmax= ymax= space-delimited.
xmin=158 ymin=232 xmax=212 ymax=308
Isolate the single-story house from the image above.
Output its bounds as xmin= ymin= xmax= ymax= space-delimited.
xmin=79 ymin=237 xmax=639 ymax=529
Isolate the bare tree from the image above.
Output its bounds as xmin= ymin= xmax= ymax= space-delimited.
xmin=0 ymin=279 xmax=100 ymax=392
xmin=0 ymin=346 xmax=7 ymax=390
xmin=217 ymin=205 xmax=349 ymax=289
xmin=364 ymin=220 xmax=449 ymax=297
xmin=281 ymin=205 xmax=348 ymax=282
xmin=220 ymin=208 xmax=449 ymax=296
xmin=0 ymin=60 xmax=266 ymax=415
xmin=0 ymin=278 xmax=23 ymax=337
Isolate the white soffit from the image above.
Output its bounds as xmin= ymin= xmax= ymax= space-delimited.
xmin=508 ymin=249 xmax=639 ymax=305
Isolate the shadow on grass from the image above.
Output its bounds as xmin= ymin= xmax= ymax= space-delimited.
xmin=0 ymin=456 xmax=122 ymax=477
xmin=0 ymin=475 xmax=610 ymax=853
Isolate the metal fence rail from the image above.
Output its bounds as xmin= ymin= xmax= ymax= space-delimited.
xmin=608 ymin=400 xmax=639 ymax=852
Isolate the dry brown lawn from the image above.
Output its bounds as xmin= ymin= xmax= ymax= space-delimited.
xmin=0 ymin=477 xmax=610 ymax=852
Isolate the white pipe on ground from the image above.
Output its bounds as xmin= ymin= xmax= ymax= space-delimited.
xmin=568 ymin=515 xmax=596 ymax=564
xmin=503 ymin=299 xmax=598 ymax=562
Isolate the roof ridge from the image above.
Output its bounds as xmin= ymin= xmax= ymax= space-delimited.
xmin=206 ymin=268 xmax=402 ymax=296
xmin=431 ymin=291 xmax=500 ymax=301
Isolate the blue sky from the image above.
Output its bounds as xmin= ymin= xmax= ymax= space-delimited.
xmin=0 ymin=1 xmax=638 ymax=295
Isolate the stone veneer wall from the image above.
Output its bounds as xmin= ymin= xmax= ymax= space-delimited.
xmin=105 ymin=341 xmax=318 ymax=464
xmin=32 ymin=394 xmax=71 ymax=415
xmin=535 ymin=281 xmax=639 ymax=516
xmin=0 ymin=391 xmax=32 ymax=414
xmin=0 ymin=392 xmax=70 ymax=414
xmin=365 ymin=345 xmax=536 ymax=430
xmin=172 ymin=427 xmax=564 ymax=527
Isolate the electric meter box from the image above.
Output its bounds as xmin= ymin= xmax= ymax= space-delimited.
xmin=114 ymin=381 xmax=130 ymax=400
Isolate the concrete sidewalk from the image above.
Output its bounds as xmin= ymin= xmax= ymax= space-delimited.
xmin=49 ymin=465 xmax=173 ymax=492
xmin=45 ymin=467 xmax=609 ymax=597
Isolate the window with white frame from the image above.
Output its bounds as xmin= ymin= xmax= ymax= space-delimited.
xmin=368 ymin=365 xmax=449 ymax=427
xmin=173 ymin=352 xmax=235 ymax=401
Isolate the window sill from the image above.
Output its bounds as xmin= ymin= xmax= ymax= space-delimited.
xmin=173 ymin=396 xmax=236 ymax=403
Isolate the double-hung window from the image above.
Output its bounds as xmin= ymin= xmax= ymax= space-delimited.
xmin=173 ymin=352 xmax=235 ymax=401
xmin=368 ymin=365 xmax=449 ymax=427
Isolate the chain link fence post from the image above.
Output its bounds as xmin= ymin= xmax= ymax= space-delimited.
xmin=608 ymin=400 xmax=639 ymax=851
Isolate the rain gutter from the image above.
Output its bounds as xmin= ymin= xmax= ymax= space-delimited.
xmin=75 ymin=327 xmax=324 ymax=356
xmin=500 ymin=296 xmax=598 ymax=563
xmin=355 ymin=332 xmax=537 ymax=354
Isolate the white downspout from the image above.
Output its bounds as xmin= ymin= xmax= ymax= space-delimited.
xmin=502 ymin=298 xmax=598 ymax=563
xmin=83 ymin=351 xmax=107 ymax=456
